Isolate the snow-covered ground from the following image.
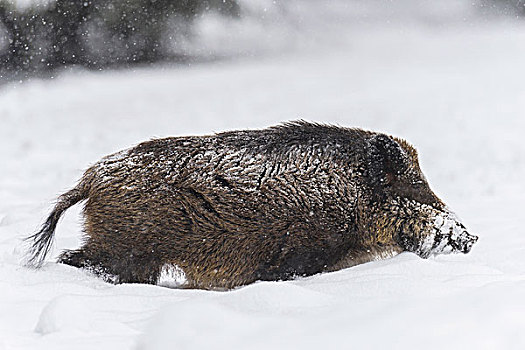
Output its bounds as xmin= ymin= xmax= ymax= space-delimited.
xmin=2 ymin=1 xmax=525 ymax=349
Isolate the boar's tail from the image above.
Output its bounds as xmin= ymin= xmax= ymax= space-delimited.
xmin=25 ymin=179 xmax=90 ymax=268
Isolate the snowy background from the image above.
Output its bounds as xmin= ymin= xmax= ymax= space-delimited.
xmin=1 ymin=0 xmax=525 ymax=349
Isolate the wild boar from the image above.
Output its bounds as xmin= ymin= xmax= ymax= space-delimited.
xmin=27 ymin=121 xmax=478 ymax=289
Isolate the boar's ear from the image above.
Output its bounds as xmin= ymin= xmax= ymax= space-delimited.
xmin=366 ymin=134 xmax=408 ymax=189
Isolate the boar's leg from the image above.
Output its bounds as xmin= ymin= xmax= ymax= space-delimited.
xmin=58 ymin=249 xmax=89 ymax=268
xmin=58 ymin=244 xmax=162 ymax=285
xmin=57 ymin=248 xmax=118 ymax=283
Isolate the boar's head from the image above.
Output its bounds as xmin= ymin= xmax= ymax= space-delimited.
xmin=362 ymin=134 xmax=478 ymax=258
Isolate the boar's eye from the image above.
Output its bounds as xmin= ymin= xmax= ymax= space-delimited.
xmin=385 ymin=173 xmax=396 ymax=186
xmin=392 ymin=175 xmax=442 ymax=208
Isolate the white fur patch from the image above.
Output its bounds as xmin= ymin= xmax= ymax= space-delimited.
xmin=157 ymin=264 xmax=187 ymax=288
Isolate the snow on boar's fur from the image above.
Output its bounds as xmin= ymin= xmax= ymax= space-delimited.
xmin=27 ymin=121 xmax=478 ymax=290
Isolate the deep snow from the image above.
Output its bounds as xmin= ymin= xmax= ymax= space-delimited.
xmin=2 ymin=1 xmax=525 ymax=349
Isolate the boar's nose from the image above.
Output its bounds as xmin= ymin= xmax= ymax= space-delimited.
xmin=456 ymin=231 xmax=478 ymax=254
xmin=464 ymin=233 xmax=478 ymax=253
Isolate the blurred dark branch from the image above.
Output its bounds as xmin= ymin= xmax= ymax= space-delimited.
xmin=0 ymin=0 xmax=239 ymax=81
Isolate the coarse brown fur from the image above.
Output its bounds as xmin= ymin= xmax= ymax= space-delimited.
xmin=26 ymin=121 xmax=478 ymax=290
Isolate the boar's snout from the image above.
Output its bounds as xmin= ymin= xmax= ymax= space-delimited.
xmin=456 ymin=230 xmax=478 ymax=254
xmin=440 ymin=228 xmax=478 ymax=254
xmin=410 ymin=209 xmax=478 ymax=258
xmin=429 ymin=210 xmax=478 ymax=256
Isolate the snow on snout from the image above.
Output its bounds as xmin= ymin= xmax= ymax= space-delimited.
xmin=418 ymin=209 xmax=478 ymax=257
